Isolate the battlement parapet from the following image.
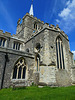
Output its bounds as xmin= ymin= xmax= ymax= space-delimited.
xmin=22 ymin=13 xmax=44 ymax=24
xmin=0 ymin=30 xmax=12 ymax=37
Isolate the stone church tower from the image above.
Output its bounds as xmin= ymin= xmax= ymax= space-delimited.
xmin=0 ymin=1 xmax=75 ymax=89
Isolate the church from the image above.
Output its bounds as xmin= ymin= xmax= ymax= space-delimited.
xmin=0 ymin=1 xmax=75 ymax=89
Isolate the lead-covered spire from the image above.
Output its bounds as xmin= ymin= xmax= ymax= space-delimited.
xmin=29 ymin=0 xmax=34 ymax=16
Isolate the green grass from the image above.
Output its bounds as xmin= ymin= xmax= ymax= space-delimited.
xmin=0 ymin=86 xmax=75 ymax=100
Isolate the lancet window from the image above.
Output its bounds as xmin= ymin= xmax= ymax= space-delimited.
xmin=56 ymin=37 xmax=65 ymax=69
xmin=12 ymin=58 xmax=26 ymax=79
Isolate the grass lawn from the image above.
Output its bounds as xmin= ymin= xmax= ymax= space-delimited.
xmin=0 ymin=86 xmax=75 ymax=100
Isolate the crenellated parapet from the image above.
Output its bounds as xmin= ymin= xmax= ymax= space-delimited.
xmin=22 ymin=13 xmax=44 ymax=24
xmin=42 ymin=24 xmax=69 ymax=40
xmin=0 ymin=29 xmax=12 ymax=37
xmin=16 ymin=13 xmax=69 ymax=42
xmin=0 ymin=29 xmax=25 ymax=52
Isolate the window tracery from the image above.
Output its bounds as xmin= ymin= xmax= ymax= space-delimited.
xmin=12 ymin=58 xmax=26 ymax=79
xmin=56 ymin=37 xmax=65 ymax=69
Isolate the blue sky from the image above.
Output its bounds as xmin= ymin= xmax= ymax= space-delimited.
xmin=0 ymin=0 xmax=75 ymax=59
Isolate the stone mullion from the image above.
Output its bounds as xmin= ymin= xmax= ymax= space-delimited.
xmin=21 ymin=67 xmax=24 ymax=79
xmin=60 ymin=41 xmax=63 ymax=69
xmin=1 ymin=39 xmax=3 ymax=47
xmin=59 ymin=41 xmax=62 ymax=69
xmin=16 ymin=66 xmax=19 ymax=79
xmin=5 ymin=40 xmax=7 ymax=48
xmin=3 ymin=39 xmax=5 ymax=47
xmin=17 ymin=43 xmax=19 ymax=50
xmin=61 ymin=43 xmax=65 ymax=69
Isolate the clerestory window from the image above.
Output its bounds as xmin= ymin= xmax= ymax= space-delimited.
xmin=0 ymin=38 xmax=6 ymax=47
xmin=12 ymin=58 xmax=26 ymax=79
xmin=13 ymin=42 xmax=21 ymax=50
xmin=56 ymin=37 xmax=65 ymax=69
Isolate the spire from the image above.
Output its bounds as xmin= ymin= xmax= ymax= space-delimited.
xmin=29 ymin=0 xmax=34 ymax=16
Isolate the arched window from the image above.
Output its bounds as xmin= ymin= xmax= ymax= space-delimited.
xmin=12 ymin=58 xmax=26 ymax=79
xmin=0 ymin=38 xmax=6 ymax=47
xmin=35 ymin=54 xmax=40 ymax=71
xmin=56 ymin=37 xmax=65 ymax=69
xmin=36 ymin=43 xmax=41 ymax=50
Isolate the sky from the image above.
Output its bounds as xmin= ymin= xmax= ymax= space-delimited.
xmin=0 ymin=0 xmax=75 ymax=59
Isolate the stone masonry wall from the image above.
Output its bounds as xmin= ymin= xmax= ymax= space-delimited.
xmin=39 ymin=66 xmax=56 ymax=85
xmin=25 ymin=28 xmax=73 ymax=86
xmin=0 ymin=52 xmax=6 ymax=89
xmin=0 ymin=47 xmax=35 ymax=89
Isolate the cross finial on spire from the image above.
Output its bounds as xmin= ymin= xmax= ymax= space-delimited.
xmin=29 ymin=0 xmax=34 ymax=16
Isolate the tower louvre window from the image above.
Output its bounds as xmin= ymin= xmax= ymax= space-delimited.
xmin=56 ymin=37 xmax=65 ymax=69
xmin=34 ymin=23 xmax=37 ymax=30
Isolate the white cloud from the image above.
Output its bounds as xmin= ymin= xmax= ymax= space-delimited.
xmin=66 ymin=0 xmax=71 ymax=6
xmin=72 ymin=51 xmax=75 ymax=60
xmin=58 ymin=0 xmax=75 ymax=20
xmin=58 ymin=8 xmax=71 ymax=18
xmin=56 ymin=0 xmax=75 ymax=33
xmin=56 ymin=19 xmax=60 ymax=23
xmin=69 ymin=0 xmax=75 ymax=8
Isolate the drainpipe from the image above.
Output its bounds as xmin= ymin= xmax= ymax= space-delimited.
xmin=1 ymin=53 xmax=9 ymax=89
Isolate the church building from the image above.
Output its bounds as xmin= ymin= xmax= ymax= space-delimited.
xmin=0 ymin=1 xmax=75 ymax=89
